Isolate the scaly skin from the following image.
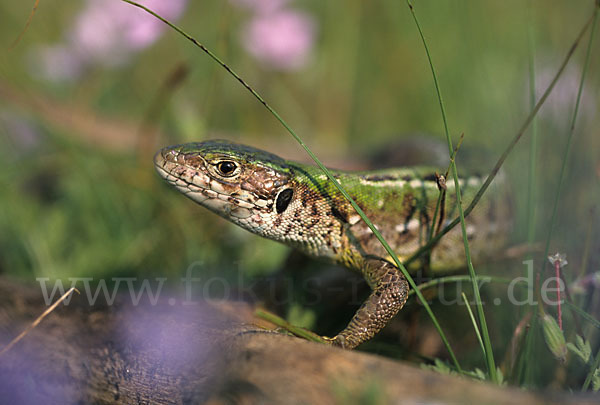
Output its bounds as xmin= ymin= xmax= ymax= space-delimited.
xmin=154 ymin=140 xmax=511 ymax=349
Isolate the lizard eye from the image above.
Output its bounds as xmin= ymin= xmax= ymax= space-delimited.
xmin=275 ymin=188 xmax=294 ymax=214
xmin=216 ymin=161 xmax=238 ymax=177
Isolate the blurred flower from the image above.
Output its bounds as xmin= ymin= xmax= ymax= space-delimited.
xmin=35 ymin=0 xmax=187 ymax=81
xmin=0 ymin=111 xmax=41 ymax=152
xmin=35 ymin=44 xmax=84 ymax=82
xmin=230 ymin=0 xmax=290 ymax=14
xmin=571 ymin=272 xmax=600 ymax=294
xmin=533 ymin=62 xmax=597 ymax=126
xmin=241 ymin=9 xmax=315 ymax=71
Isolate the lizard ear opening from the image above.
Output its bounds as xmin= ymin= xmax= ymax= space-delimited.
xmin=275 ymin=189 xmax=294 ymax=214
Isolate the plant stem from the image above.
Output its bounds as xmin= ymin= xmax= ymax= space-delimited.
xmin=405 ymin=12 xmax=596 ymax=268
xmin=406 ymin=0 xmax=496 ymax=382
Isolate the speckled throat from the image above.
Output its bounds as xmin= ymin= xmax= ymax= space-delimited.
xmin=154 ymin=139 xmax=511 ymax=348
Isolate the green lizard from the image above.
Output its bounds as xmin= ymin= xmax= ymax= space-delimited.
xmin=154 ymin=140 xmax=510 ymax=349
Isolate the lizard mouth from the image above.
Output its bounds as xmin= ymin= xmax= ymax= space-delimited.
xmin=154 ymin=147 xmax=265 ymax=218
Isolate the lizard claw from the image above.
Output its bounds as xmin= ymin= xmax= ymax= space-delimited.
xmin=322 ymin=335 xmax=346 ymax=349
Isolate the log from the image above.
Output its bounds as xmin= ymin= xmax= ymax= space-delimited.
xmin=0 ymin=278 xmax=594 ymax=404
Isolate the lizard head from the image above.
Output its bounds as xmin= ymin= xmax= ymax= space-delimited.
xmin=154 ymin=140 xmax=295 ymax=234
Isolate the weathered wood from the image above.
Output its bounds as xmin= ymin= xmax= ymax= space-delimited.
xmin=0 ymin=279 xmax=595 ymax=404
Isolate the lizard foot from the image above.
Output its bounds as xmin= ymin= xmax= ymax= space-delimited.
xmin=322 ymin=335 xmax=347 ymax=349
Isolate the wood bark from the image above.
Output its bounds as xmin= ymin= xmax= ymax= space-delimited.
xmin=0 ymin=278 xmax=595 ymax=404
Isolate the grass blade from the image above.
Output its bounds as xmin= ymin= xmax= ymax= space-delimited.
xmin=405 ymin=11 xmax=597 ymax=268
xmin=405 ymin=0 xmax=496 ymax=382
xmin=407 ymin=275 xmax=516 ymax=298
xmin=120 ymin=0 xmax=463 ymax=371
xmin=255 ymin=309 xmax=327 ymax=344
xmin=564 ymin=301 xmax=600 ymax=331
xmin=520 ymin=2 xmax=540 ymax=385
xmin=539 ymin=3 xmax=599 ymax=278
xmin=462 ymin=292 xmax=486 ymax=362
xmin=582 ymin=349 xmax=600 ymax=391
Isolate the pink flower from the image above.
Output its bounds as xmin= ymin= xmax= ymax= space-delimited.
xmin=36 ymin=0 xmax=188 ymax=81
xmin=241 ymin=9 xmax=315 ymax=71
xmin=230 ymin=0 xmax=290 ymax=14
xmin=34 ymin=44 xmax=85 ymax=82
xmin=71 ymin=0 xmax=187 ymax=57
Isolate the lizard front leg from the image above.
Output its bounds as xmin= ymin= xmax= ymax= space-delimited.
xmin=332 ymin=257 xmax=409 ymax=349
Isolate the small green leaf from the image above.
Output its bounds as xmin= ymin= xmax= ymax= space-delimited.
xmin=496 ymin=367 xmax=505 ymax=386
xmin=567 ymin=335 xmax=591 ymax=364
xmin=474 ymin=368 xmax=486 ymax=381
xmin=432 ymin=358 xmax=452 ymax=374
xmin=541 ymin=314 xmax=567 ymax=362
xmin=567 ymin=343 xmax=581 ymax=361
xmin=422 ymin=359 xmax=455 ymax=376
xmin=592 ymin=369 xmax=600 ymax=392
xmin=577 ymin=335 xmax=592 ymax=363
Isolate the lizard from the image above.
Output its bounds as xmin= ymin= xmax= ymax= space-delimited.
xmin=154 ymin=139 xmax=511 ymax=349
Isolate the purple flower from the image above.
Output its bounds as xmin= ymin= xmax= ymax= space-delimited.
xmin=72 ymin=0 xmax=187 ymax=55
xmin=35 ymin=44 xmax=85 ymax=82
xmin=241 ymin=9 xmax=316 ymax=71
xmin=36 ymin=0 xmax=187 ymax=81
xmin=0 ymin=112 xmax=41 ymax=152
xmin=571 ymin=272 xmax=600 ymax=294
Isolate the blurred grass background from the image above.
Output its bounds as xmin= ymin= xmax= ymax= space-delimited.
xmin=0 ymin=0 xmax=599 ymax=388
